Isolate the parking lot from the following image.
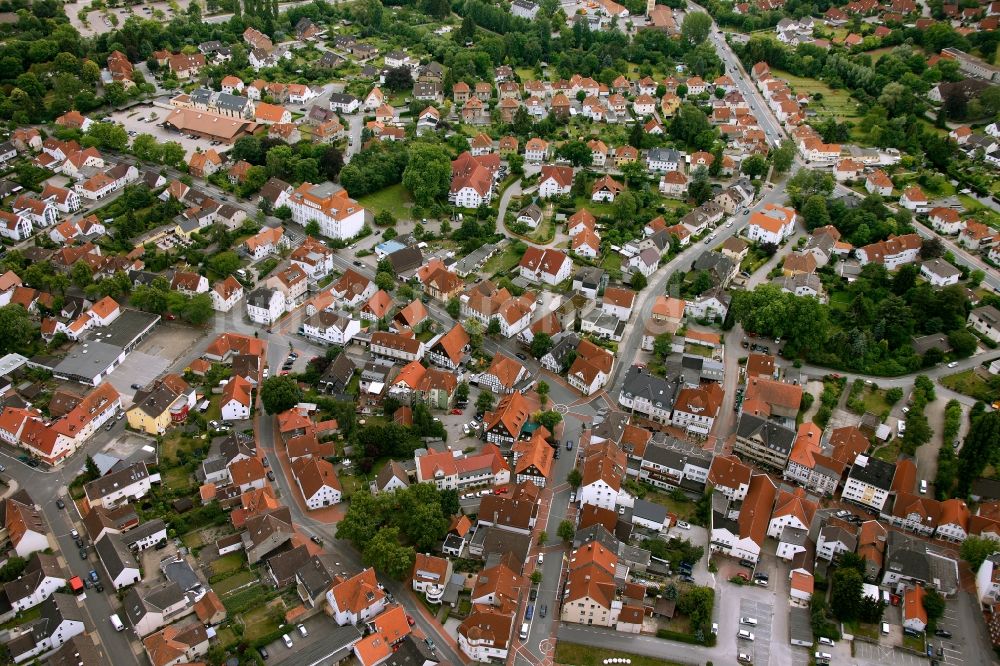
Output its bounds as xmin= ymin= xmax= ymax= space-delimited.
xmin=105 ymin=323 xmax=206 ymax=405
xmin=935 ymin=605 xmax=967 ymax=665
xmin=110 ymin=104 xmax=219 ymax=162
xmin=854 ymin=640 xmax=928 ymax=666
xmin=738 ymin=597 xmax=773 ymax=666
xmin=66 ymin=0 xmax=192 ymax=37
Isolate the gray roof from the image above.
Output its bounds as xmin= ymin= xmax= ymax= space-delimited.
xmin=216 ymin=92 xmax=248 ymax=112
xmin=36 ymin=593 xmax=86 ymax=640
xmin=573 ymin=266 xmax=607 ymax=289
xmin=632 ymin=499 xmax=668 ymax=525
xmin=848 ymin=455 xmax=894 ymax=491
xmin=736 ymin=414 xmax=796 ymax=455
xmin=120 ymin=519 xmax=166 ymax=549
xmin=296 ymin=554 xmax=341 ymax=600
xmin=248 ymin=287 xmax=278 ymax=308
xmin=648 ymin=148 xmax=680 ymax=162
xmin=122 ymin=582 xmax=185 ymax=626
xmin=542 ymin=333 xmax=580 ymax=367
xmin=642 ymin=440 xmax=713 ymax=472
xmin=680 ymin=354 xmax=724 ymax=382
xmin=94 ymin=533 xmax=137 ymax=580
xmin=789 ymin=606 xmax=814 ymax=644
xmin=161 ymin=556 xmax=201 ymax=592
xmin=190 ymin=87 xmax=213 ymax=105
xmin=820 ymin=523 xmax=858 ymax=551
xmin=781 ymin=526 xmax=809 ymax=547
xmin=621 ymin=367 xmax=678 ymax=411
xmin=573 ymin=523 xmax=620 ymax=551
xmin=517 ymin=203 xmax=543 ymax=223
xmin=329 ymin=92 xmax=358 ymax=105
xmin=85 ymin=462 xmax=149 ymax=502
xmin=885 ymin=530 xmax=929 ymax=582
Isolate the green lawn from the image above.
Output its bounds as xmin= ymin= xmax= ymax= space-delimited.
xmin=482 ymin=245 xmax=525 ymax=276
xmin=599 ymin=252 xmax=623 ymax=278
xmin=941 ymin=370 xmax=1000 ymax=403
xmin=212 ymin=552 xmax=246 ymax=576
xmin=241 ymin=606 xmax=280 ymax=642
xmin=846 ymin=620 xmax=881 ymax=641
xmin=861 ymin=388 xmax=893 ymax=419
xmin=215 ymin=571 xmax=258 ymax=596
xmin=163 ymin=467 xmax=192 ymax=491
xmin=771 ymin=68 xmax=861 ymax=121
xmin=181 ymin=530 xmax=203 ymax=549
xmin=873 ymin=439 xmax=900 ymax=462
xmin=902 ymin=633 xmax=925 ymax=653
xmin=828 ymin=289 xmax=852 ymax=311
xmin=554 ymin=643 xmax=687 ymax=666
xmin=641 ymin=489 xmax=697 ymax=521
xmin=358 ymin=183 xmax=414 ymax=221
xmin=573 ymin=195 xmax=615 ymax=218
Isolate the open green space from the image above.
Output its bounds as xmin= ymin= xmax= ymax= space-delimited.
xmin=554 ymin=642 xmax=687 ymax=666
xmin=358 ymin=183 xmax=413 ymax=221
xmin=640 ymin=489 xmax=697 ymax=521
xmin=483 ymin=244 xmax=525 ymax=276
xmin=163 ymin=467 xmax=193 ymax=491
xmin=771 ymin=68 xmax=861 ymax=121
xmin=941 ymin=370 xmax=1000 ymax=403
xmin=599 ymin=252 xmax=623 ymax=278
xmin=241 ymin=606 xmax=280 ymax=642
xmin=873 ymin=439 xmax=900 ymax=462
xmin=215 ymin=571 xmax=258 ymax=597
xmin=211 ymin=552 xmax=246 ymax=576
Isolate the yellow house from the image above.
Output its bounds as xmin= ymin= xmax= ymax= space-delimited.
xmin=660 ymin=93 xmax=680 ymax=117
xmin=126 ymin=377 xmax=192 ymax=435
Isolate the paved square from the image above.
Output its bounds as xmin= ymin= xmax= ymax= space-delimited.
xmin=854 ymin=641 xmax=928 ymax=666
xmin=738 ymin=597 xmax=773 ymax=666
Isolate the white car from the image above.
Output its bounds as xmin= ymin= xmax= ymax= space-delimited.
xmin=738 ymin=629 xmax=755 ymax=641
xmin=740 ymin=617 xmax=758 ymax=626
xmin=676 ymin=521 xmax=691 ymax=530
xmin=818 ymin=637 xmax=835 ymax=647
xmin=282 ymin=634 xmax=293 ymax=648
xmin=947 ymin=361 xmax=958 ymax=368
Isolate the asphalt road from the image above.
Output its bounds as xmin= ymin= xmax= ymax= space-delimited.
xmin=1 ymin=425 xmax=139 ymax=665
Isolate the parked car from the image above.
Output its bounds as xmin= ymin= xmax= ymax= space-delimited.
xmin=310 ymin=535 xmax=323 ymax=545
xmin=282 ymin=634 xmax=293 ymax=648
xmin=56 ymin=499 xmax=65 ymax=509
xmin=540 ymin=604 xmax=547 ymax=618
xmin=675 ymin=521 xmax=691 ymax=530
xmin=935 ymin=629 xmax=952 ymax=638
xmin=79 ymin=548 xmax=88 ymax=560
xmin=406 ymin=614 xmax=415 ymax=626
xmin=259 ymin=647 xmax=269 ymax=660
xmin=297 ymin=624 xmax=307 ymax=637
xmin=740 ymin=617 xmax=758 ymax=626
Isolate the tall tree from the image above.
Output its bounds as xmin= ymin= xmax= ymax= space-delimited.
xmin=681 ymin=11 xmax=712 ymax=46
xmin=402 ymin=144 xmax=451 ymax=207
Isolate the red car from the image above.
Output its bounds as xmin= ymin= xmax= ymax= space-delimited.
xmin=450 ymin=409 xmax=463 ymax=415
xmin=406 ymin=614 xmax=415 ymax=626
xmin=494 ymin=487 xmax=508 ymax=495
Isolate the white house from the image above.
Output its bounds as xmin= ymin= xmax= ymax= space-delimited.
xmin=287 ymin=181 xmax=366 ymax=241
xmin=8 ymin=594 xmax=85 ymax=664
xmin=518 ymin=248 xmax=572 ymax=286
xmin=920 ymin=259 xmax=961 ymax=287
xmin=246 ymin=288 xmax=286 ymax=325
xmin=326 ymin=569 xmax=388 ymax=626
xmin=746 ymin=204 xmax=796 ymax=245
xmin=928 ymin=207 xmax=965 ymax=235
xmin=842 ymin=455 xmax=894 ymax=513
xmin=3 ymin=554 xmax=66 ymax=613
xmin=537 ymin=165 xmax=574 ymax=199
xmin=292 ymin=457 xmax=342 ymax=510
xmin=899 ymin=186 xmax=929 ymax=213
xmin=220 ymin=376 xmax=253 ymax=422
xmin=302 ymin=311 xmax=361 ymax=345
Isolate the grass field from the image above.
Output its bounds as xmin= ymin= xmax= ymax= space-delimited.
xmin=554 ymin=642 xmax=686 ymax=666
xmin=483 ymin=244 xmax=525 ymax=276
xmin=359 ymin=183 xmax=414 ymax=221
xmin=215 ymin=571 xmax=258 ymax=596
xmin=861 ymin=388 xmax=893 ymax=418
xmin=771 ymin=68 xmax=861 ymax=122
xmin=941 ymin=370 xmax=999 ymax=403
xmin=212 ymin=552 xmax=246 ymax=576
xmin=873 ymin=439 xmax=900 ymax=462
xmin=241 ymin=606 xmax=280 ymax=642
xmin=163 ymin=467 xmax=192 ymax=491
xmin=642 ymin=489 xmax=697 ymax=521
xmin=599 ymin=252 xmax=623 ymax=278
